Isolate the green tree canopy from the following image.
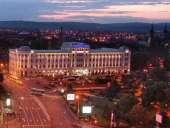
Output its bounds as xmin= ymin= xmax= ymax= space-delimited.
xmin=0 ymin=73 xmax=3 ymax=82
xmin=128 ymin=104 xmax=155 ymax=127
xmin=142 ymin=81 xmax=168 ymax=106
xmin=117 ymin=94 xmax=137 ymax=114
xmin=149 ymin=67 xmax=168 ymax=81
xmin=105 ymin=81 xmax=120 ymax=99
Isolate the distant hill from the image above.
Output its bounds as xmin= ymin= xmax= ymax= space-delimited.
xmin=0 ymin=21 xmax=169 ymax=33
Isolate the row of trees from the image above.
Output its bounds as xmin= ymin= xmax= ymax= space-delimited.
xmin=0 ymin=73 xmax=3 ymax=83
xmin=95 ymin=66 xmax=170 ymax=127
xmin=142 ymin=66 xmax=170 ymax=127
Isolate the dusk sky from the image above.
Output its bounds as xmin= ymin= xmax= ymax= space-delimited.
xmin=0 ymin=0 xmax=170 ymax=23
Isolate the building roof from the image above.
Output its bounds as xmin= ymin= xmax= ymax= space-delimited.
xmin=33 ymin=50 xmax=66 ymax=53
xmin=18 ymin=46 xmax=31 ymax=51
xmin=61 ymin=42 xmax=90 ymax=49
xmin=12 ymin=43 xmax=130 ymax=54
xmin=91 ymin=46 xmax=129 ymax=53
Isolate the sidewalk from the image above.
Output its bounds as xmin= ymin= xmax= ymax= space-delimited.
xmin=2 ymin=119 xmax=21 ymax=128
xmin=80 ymin=122 xmax=104 ymax=128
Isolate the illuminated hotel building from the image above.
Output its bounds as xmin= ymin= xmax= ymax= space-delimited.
xmin=9 ymin=42 xmax=131 ymax=78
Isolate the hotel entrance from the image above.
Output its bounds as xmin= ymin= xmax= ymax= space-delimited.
xmin=72 ymin=68 xmax=89 ymax=76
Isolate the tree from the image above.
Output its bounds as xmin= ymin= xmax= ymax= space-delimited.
xmin=66 ymin=83 xmax=74 ymax=92
xmin=164 ymin=54 xmax=170 ymax=71
xmin=164 ymin=88 xmax=170 ymax=106
xmin=95 ymin=76 xmax=109 ymax=84
xmin=162 ymin=112 xmax=170 ymax=128
xmin=31 ymin=39 xmax=48 ymax=50
xmin=142 ymin=81 xmax=167 ymax=106
xmin=0 ymin=85 xmax=8 ymax=100
xmin=131 ymin=52 xmax=150 ymax=70
xmin=128 ymin=104 xmax=155 ymax=127
xmin=105 ymin=81 xmax=120 ymax=99
xmin=0 ymin=73 xmax=3 ymax=83
xmin=92 ymin=98 xmax=115 ymax=127
xmin=94 ymin=107 xmax=109 ymax=127
xmin=149 ymin=67 xmax=168 ymax=81
xmin=117 ymin=94 xmax=137 ymax=115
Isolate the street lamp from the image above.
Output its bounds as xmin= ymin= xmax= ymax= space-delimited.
xmin=0 ymin=63 xmax=4 ymax=67
xmin=0 ymin=101 xmax=3 ymax=126
xmin=76 ymin=95 xmax=80 ymax=117
xmin=94 ymin=118 xmax=98 ymax=124
xmin=20 ymin=97 xmax=24 ymax=100
xmin=76 ymin=95 xmax=79 ymax=100
xmin=4 ymin=97 xmax=12 ymax=128
xmin=60 ymin=88 xmax=65 ymax=94
xmin=110 ymin=112 xmax=116 ymax=128
xmin=6 ymin=98 xmax=11 ymax=107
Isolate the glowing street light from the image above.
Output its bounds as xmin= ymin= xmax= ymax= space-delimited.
xmin=94 ymin=119 xmax=98 ymax=124
xmin=6 ymin=98 xmax=11 ymax=107
xmin=0 ymin=63 xmax=4 ymax=68
xmin=76 ymin=95 xmax=79 ymax=100
xmin=20 ymin=97 xmax=24 ymax=100
xmin=60 ymin=88 xmax=65 ymax=94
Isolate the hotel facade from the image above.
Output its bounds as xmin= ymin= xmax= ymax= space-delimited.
xmin=9 ymin=42 xmax=131 ymax=78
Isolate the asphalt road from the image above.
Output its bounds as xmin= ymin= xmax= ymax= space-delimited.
xmin=3 ymin=77 xmax=80 ymax=128
xmin=39 ymin=94 xmax=79 ymax=128
xmin=4 ymin=78 xmax=51 ymax=128
xmin=16 ymin=97 xmax=50 ymax=128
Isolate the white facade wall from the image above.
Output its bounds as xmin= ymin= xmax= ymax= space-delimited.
xmin=9 ymin=43 xmax=131 ymax=78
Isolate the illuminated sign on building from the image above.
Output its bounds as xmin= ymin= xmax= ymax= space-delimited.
xmin=82 ymin=106 xmax=92 ymax=114
xmin=67 ymin=94 xmax=75 ymax=101
xmin=156 ymin=113 xmax=162 ymax=124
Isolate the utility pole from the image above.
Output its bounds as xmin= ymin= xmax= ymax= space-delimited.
xmin=76 ymin=96 xmax=80 ymax=118
xmin=110 ymin=112 xmax=116 ymax=128
xmin=0 ymin=101 xmax=3 ymax=127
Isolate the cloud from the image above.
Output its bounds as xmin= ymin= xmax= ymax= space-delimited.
xmin=43 ymin=0 xmax=170 ymax=5
xmin=39 ymin=1 xmax=170 ymax=23
xmin=44 ymin=0 xmax=94 ymax=4
xmin=39 ymin=9 xmax=130 ymax=19
xmin=0 ymin=0 xmax=170 ymax=23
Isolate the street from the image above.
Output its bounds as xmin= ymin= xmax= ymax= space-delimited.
xmin=17 ymin=96 xmax=51 ymax=128
xmin=3 ymin=77 xmax=80 ymax=128
xmin=39 ymin=95 xmax=78 ymax=128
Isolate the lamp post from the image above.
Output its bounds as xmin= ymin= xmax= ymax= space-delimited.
xmin=60 ymin=88 xmax=65 ymax=94
xmin=5 ymin=98 xmax=11 ymax=128
xmin=0 ymin=101 xmax=3 ymax=126
xmin=110 ymin=112 xmax=116 ymax=128
xmin=76 ymin=95 xmax=80 ymax=117
xmin=5 ymin=113 xmax=8 ymax=128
